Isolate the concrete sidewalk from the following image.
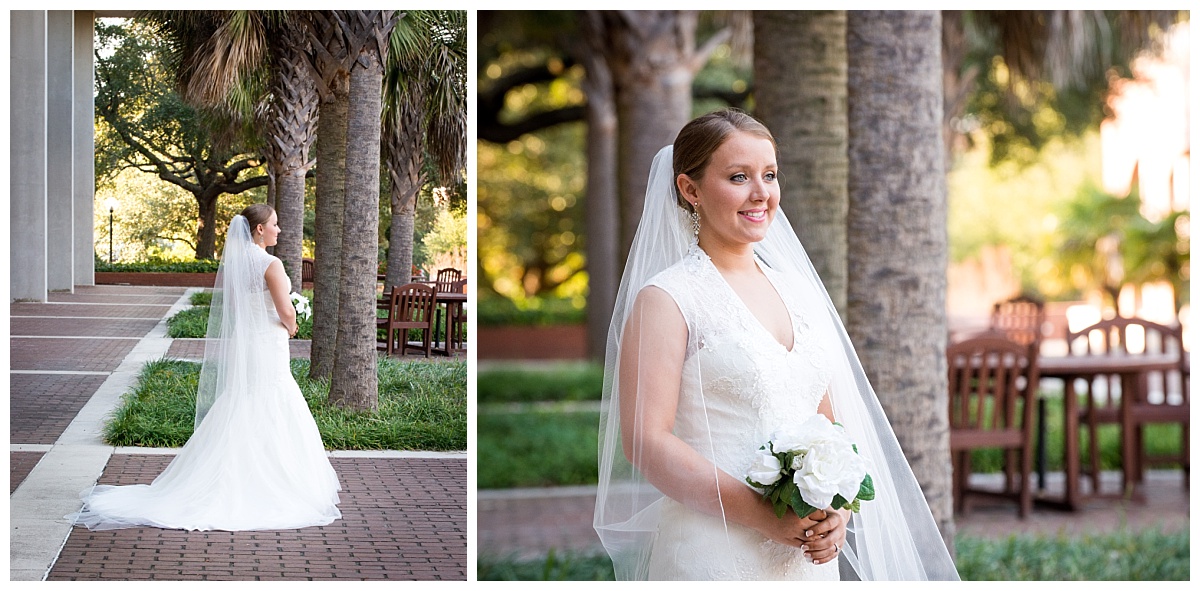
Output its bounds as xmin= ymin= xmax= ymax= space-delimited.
xmin=9 ymin=285 xmax=466 ymax=581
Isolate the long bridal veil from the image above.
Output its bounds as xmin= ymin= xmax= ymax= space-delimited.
xmin=593 ymin=145 xmax=960 ymax=580
xmin=196 ymin=215 xmax=275 ymax=427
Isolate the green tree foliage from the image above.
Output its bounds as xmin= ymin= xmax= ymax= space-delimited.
xmin=477 ymin=11 xmax=745 ymax=306
xmin=1049 ymin=182 xmax=1188 ymax=311
xmin=94 ymin=18 xmax=268 ymax=260
xmin=421 ymin=205 xmax=467 ymax=271
xmin=955 ymin=10 xmax=1183 ymax=168
xmin=478 ymin=124 xmax=587 ymax=302
xmin=94 ymin=168 xmax=259 ymax=262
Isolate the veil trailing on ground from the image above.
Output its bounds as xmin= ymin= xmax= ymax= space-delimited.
xmin=195 ymin=215 xmax=276 ymax=428
xmin=593 ymin=145 xmax=960 ymax=580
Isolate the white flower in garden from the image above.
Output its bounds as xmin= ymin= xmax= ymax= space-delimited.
xmin=746 ymin=448 xmax=784 ymax=487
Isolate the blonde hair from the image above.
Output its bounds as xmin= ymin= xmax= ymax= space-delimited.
xmin=672 ymin=109 xmax=777 ymax=213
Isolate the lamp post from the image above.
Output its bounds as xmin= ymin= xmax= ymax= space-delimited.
xmin=104 ymin=197 xmax=118 ymax=263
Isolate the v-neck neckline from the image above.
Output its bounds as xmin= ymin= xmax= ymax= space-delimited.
xmin=696 ymin=246 xmax=797 ymax=353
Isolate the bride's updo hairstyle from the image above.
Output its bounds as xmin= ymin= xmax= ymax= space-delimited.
xmin=671 ymin=108 xmax=777 ymax=214
xmin=239 ymin=203 xmax=275 ymax=239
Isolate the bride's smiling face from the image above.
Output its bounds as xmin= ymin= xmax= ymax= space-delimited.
xmin=677 ymin=131 xmax=779 ymax=250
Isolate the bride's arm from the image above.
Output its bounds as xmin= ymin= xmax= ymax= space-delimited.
xmin=265 ymin=259 xmax=298 ymax=337
xmin=618 ymin=287 xmax=824 ymax=550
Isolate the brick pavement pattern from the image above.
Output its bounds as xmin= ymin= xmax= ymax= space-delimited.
xmin=9 ymin=317 xmax=160 ymax=338
xmin=48 ymin=293 xmax=183 ymax=305
xmin=10 ymin=302 xmax=173 ymax=319
xmin=11 ymin=452 xmax=46 ymax=494
xmin=9 ymin=374 xmax=109 ymax=444
xmin=10 ymin=338 xmax=140 ymax=372
xmin=65 ymin=286 xmax=189 ymax=296
xmin=49 ymin=455 xmax=467 ymax=581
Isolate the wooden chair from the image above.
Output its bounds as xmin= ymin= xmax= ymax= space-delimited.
xmin=432 ymin=269 xmax=463 ymax=348
xmin=990 ymin=294 xmax=1046 ymax=349
xmin=435 ymin=268 xmax=462 ymax=293
xmin=376 ymin=283 xmax=436 ymax=357
xmin=302 ymin=258 xmax=315 ymax=286
xmin=1067 ymin=317 xmax=1189 ymax=496
xmin=947 ymin=333 xmax=1040 ymax=517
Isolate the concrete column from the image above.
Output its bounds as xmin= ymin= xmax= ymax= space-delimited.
xmin=47 ymin=10 xmax=74 ymax=292
xmin=10 ymin=11 xmax=48 ymax=302
xmin=73 ymin=10 xmax=95 ymax=286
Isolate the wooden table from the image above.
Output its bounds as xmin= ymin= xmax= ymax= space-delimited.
xmin=378 ymin=287 xmax=466 ymax=357
xmin=1036 ymin=353 xmax=1185 ymax=510
xmin=433 ymin=291 xmax=466 ymax=357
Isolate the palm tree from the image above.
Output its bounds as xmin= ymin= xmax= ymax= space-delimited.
xmin=575 ymin=13 xmax=620 ymax=360
xmin=941 ymin=10 xmax=1181 ymax=166
xmin=845 ymin=10 xmax=955 ymax=549
xmin=584 ymin=11 xmax=731 ymax=262
xmin=326 ymin=10 xmax=400 ymax=411
xmin=382 ymin=10 xmax=467 ymax=289
xmin=141 ymin=10 xmax=315 ymax=286
xmin=298 ymin=10 xmax=354 ymax=382
xmin=752 ymin=10 xmax=850 ymax=318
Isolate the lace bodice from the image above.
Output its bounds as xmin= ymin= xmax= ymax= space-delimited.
xmin=248 ymin=247 xmax=288 ymax=322
xmin=644 ymin=244 xmax=835 ymax=490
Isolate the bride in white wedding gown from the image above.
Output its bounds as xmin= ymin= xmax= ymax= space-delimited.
xmin=68 ymin=204 xmax=341 ymax=531
xmin=594 ymin=110 xmax=959 ymax=580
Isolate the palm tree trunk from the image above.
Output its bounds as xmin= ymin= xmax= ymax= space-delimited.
xmin=329 ymin=17 xmax=391 ymax=411
xmin=310 ymin=78 xmax=349 ymax=380
xmin=386 ymin=188 xmax=418 ymax=287
xmin=270 ymin=27 xmax=320 ymax=290
xmin=752 ymin=10 xmax=849 ymax=318
xmin=846 ymin=10 xmax=955 ymax=551
xmin=275 ymin=168 xmax=307 ymax=287
xmin=384 ymin=101 xmax=424 ymax=288
xmin=590 ymin=11 xmax=728 ymax=263
xmin=577 ymin=13 xmax=619 ymax=361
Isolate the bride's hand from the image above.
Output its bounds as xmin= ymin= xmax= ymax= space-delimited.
xmin=799 ymin=508 xmax=848 ymax=565
xmin=755 ymin=508 xmax=829 ymax=550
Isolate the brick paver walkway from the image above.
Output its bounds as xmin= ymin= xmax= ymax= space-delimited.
xmin=9 ymin=374 xmax=110 ymax=444
xmin=10 ymin=285 xmax=466 ymax=581
xmin=48 ymin=456 xmax=466 ymax=581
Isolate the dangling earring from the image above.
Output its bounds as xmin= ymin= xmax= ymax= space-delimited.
xmin=690 ymin=204 xmax=701 ymax=238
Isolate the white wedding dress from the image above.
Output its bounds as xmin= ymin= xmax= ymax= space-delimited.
xmin=642 ymin=245 xmax=840 ymax=580
xmin=69 ymin=247 xmax=342 ymax=531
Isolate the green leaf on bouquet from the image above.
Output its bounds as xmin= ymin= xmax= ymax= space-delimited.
xmin=788 ymin=489 xmax=819 ymax=520
xmin=858 ymin=473 xmax=876 ymax=501
xmin=847 ymin=498 xmax=861 ymax=513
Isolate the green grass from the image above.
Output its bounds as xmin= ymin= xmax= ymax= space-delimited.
xmin=105 ymin=356 xmax=466 ymax=450
xmin=478 ymin=362 xmax=603 ymax=404
xmin=478 ymin=550 xmax=616 ymax=581
xmin=189 ymin=290 xmax=213 ymax=306
xmin=167 ymin=289 xmax=314 ymax=339
xmin=954 ymin=528 xmax=1190 ymax=580
xmin=476 ymin=409 xmax=599 ymax=488
xmin=477 ymin=529 xmax=1190 ymax=581
xmin=165 ymin=307 xmax=211 ymax=338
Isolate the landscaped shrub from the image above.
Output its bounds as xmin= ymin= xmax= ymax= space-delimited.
xmin=96 ymin=258 xmax=220 ymax=273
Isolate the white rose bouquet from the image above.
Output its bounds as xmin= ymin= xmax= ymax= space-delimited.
xmin=745 ymin=414 xmax=875 ymax=519
xmin=290 ymin=292 xmax=311 ymax=321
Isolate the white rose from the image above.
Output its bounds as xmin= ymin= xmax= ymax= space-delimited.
xmin=791 ymin=426 xmax=868 ymax=509
xmin=746 ymin=448 xmax=783 ymax=487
